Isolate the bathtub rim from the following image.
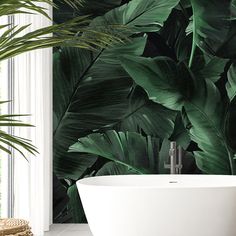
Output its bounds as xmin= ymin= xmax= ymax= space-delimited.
xmin=76 ymin=174 xmax=236 ymax=189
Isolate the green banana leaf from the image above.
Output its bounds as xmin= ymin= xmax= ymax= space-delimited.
xmin=69 ymin=130 xmax=160 ymax=174
xmin=53 ymin=174 xmax=72 ymax=223
xmin=120 ymin=56 xmax=193 ymax=110
xmin=54 ymin=39 xmax=177 ymax=180
xmin=54 ymin=151 xmax=97 ymax=180
xmin=190 ymin=0 xmax=236 ymax=58
xmin=226 ymin=98 xmax=236 ymax=152
xmin=121 ymin=55 xmax=235 ymax=174
xmin=67 ymin=184 xmax=86 ymax=223
xmin=117 ymin=86 xmax=177 ymax=138
xmin=92 ymin=0 xmax=180 ymax=33
xmin=199 ymin=57 xmax=228 ymax=83
xmin=159 ymin=11 xmax=228 ymax=82
xmin=184 ymin=77 xmax=232 ymax=174
xmin=54 ymin=0 xmax=121 ymax=23
xmin=189 ymin=56 xmax=228 ymax=85
xmin=54 ymin=0 xmax=181 ymax=180
xmin=96 ymin=161 xmax=139 ymax=175
xmin=70 ymin=132 xmax=197 ymax=175
xmin=170 ymin=113 xmax=191 ymax=149
xmin=159 ymin=9 xmax=190 ymax=61
xmin=53 ymin=36 xmax=147 ymax=179
xmin=226 ymin=62 xmax=236 ymax=102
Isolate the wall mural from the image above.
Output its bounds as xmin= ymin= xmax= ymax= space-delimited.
xmin=53 ymin=0 xmax=236 ymax=223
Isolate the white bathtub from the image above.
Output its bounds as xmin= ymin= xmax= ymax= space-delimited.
xmin=77 ymin=175 xmax=236 ymax=236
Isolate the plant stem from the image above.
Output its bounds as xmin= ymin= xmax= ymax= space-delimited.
xmin=188 ymin=10 xmax=196 ymax=68
xmin=188 ymin=40 xmax=196 ymax=68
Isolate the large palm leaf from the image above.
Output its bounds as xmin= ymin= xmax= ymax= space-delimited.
xmin=117 ymin=86 xmax=177 ymax=138
xmin=70 ymin=130 xmax=196 ymax=174
xmin=189 ymin=0 xmax=236 ymax=59
xmin=69 ymin=130 xmax=160 ymax=174
xmin=53 ymin=37 xmax=147 ymax=179
xmin=53 ymin=174 xmax=71 ymax=223
xmin=121 ymin=56 xmax=193 ymax=110
xmin=159 ymin=9 xmax=228 ymax=81
xmin=121 ymin=55 xmax=235 ymax=174
xmin=92 ymin=0 xmax=180 ymax=33
xmin=96 ymin=161 xmax=139 ymax=175
xmin=67 ymin=184 xmax=86 ymax=223
xmin=226 ymin=98 xmax=236 ymax=152
xmin=226 ymin=62 xmax=236 ymax=152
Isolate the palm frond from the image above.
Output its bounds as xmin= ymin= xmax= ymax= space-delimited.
xmin=0 ymin=0 xmax=55 ymax=19
xmin=0 ymin=0 xmax=126 ymax=60
xmin=0 ymin=102 xmax=38 ymax=159
xmin=0 ymin=16 xmax=125 ymax=61
xmin=0 ymin=130 xmax=38 ymax=160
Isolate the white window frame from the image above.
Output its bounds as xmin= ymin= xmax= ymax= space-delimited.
xmin=3 ymin=5 xmax=53 ymax=236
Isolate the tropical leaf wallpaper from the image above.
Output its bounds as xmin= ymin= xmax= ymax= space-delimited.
xmin=53 ymin=0 xmax=236 ymax=223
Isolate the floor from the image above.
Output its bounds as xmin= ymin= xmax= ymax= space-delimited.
xmin=44 ymin=224 xmax=93 ymax=236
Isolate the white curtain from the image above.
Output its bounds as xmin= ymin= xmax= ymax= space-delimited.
xmin=12 ymin=5 xmax=53 ymax=235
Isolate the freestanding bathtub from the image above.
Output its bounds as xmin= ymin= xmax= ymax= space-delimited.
xmin=77 ymin=175 xmax=236 ymax=236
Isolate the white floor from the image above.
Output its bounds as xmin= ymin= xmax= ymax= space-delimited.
xmin=44 ymin=224 xmax=93 ymax=236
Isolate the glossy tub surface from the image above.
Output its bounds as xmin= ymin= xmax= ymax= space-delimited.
xmin=77 ymin=175 xmax=236 ymax=236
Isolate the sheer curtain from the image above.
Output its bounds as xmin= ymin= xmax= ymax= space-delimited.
xmin=12 ymin=5 xmax=53 ymax=236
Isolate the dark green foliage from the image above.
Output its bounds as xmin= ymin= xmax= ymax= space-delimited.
xmin=70 ymin=130 xmax=160 ymax=174
xmin=226 ymin=98 xmax=236 ymax=152
xmin=54 ymin=0 xmax=236 ymax=223
xmin=190 ymin=0 xmax=236 ymax=58
xmin=226 ymin=62 xmax=236 ymax=101
xmin=53 ymin=174 xmax=72 ymax=223
xmin=117 ymin=86 xmax=177 ymax=139
xmin=67 ymin=184 xmax=86 ymax=223
xmin=121 ymin=55 xmax=235 ymax=174
xmin=53 ymin=37 xmax=147 ymax=180
xmin=54 ymin=0 xmax=122 ymax=23
xmin=92 ymin=0 xmax=180 ymax=33
xmin=96 ymin=162 xmax=139 ymax=176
